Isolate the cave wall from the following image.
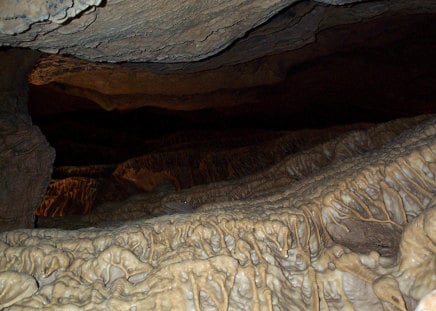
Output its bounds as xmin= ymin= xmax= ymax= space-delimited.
xmin=0 ymin=0 xmax=435 ymax=309
xmin=0 ymin=49 xmax=55 ymax=231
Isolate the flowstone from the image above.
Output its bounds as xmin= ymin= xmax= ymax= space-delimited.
xmin=0 ymin=116 xmax=435 ymax=310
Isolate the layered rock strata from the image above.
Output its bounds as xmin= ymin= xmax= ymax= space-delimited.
xmin=37 ymin=115 xmax=432 ymax=229
xmin=1 ymin=115 xmax=434 ymax=310
xmin=26 ymin=9 xmax=436 ymax=113
xmin=36 ymin=125 xmax=367 ymax=218
xmin=1 ymin=0 xmax=434 ymax=63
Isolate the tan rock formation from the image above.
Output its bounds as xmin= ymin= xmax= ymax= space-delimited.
xmin=35 ymin=116 xmax=431 ymax=230
xmin=36 ymin=177 xmax=98 ymax=217
xmin=35 ymin=125 xmax=365 ymax=218
xmin=1 ymin=116 xmax=434 ymax=309
xmin=113 ymin=125 xmax=366 ymax=190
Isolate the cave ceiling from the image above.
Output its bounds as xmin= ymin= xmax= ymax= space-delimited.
xmin=1 ymin=0 xmax=434 ymax=116
xmin=0 ymin=0 xmax=434 ymax=63
xmin=0 ymin=0 xmax=436 ymax=310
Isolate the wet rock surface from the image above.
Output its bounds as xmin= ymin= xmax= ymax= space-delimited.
xmin=1 ymin=115 xmax=435 ymax=310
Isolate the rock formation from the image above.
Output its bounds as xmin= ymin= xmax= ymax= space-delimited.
xmin=0 ymin=0 xmax=436 ymax=310
xmin=36 ymin=124 xmax=372 ymax=218
xmin=1 ymin=0 xmax=434 ymax=64
xmin=0 ymin=49 xmax=55 ymax=231
xmin=1 ymin=115 xmax=435 ymax=310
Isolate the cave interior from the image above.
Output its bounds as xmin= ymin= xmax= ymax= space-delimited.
xmin=0 ymin=0 xmax=435 ymax=310
xmin=23 ymin=6 xmax=435 ymax=223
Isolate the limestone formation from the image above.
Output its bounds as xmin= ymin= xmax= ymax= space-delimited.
xmin=1 ymin=0 xmax=435 ymax=63
xmin=1 ymin=116 xmax=435 ymax=310
xmin=415 ymin=290 xmax=436 ymax=311
xmin=0 ymin=0 xmax=102 ymax=35
xmin=35 ymin=125 xmax=364 ymax=218
xmin=36 ymin=116 xmax=429 ymax=229
xmin=36 ymin=177 xmax=98 ymax=217
xmin=25 ymin=1 xmax=436 ymax=112
xmin=0 ymin=49 xmax=55 ymax=231
xmin=0 ymin=0 xmax=295 ymax=62
xmin=113 ymin=125 xmax=367 ymax=190
xmin=0 ymin=0 xmax=435 ymax=310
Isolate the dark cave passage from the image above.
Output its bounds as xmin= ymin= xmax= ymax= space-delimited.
xmin=28 ymin=42 xmax=436 ymax=167
xmin=22 ymin=8 xmax=436 ymax=221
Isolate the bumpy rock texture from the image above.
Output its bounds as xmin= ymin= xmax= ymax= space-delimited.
xmin=0 ymin=0 xmax=295 ymax=61
xmin=1 ymin=0 xmax=436 ymax=309
xmin=1 ymin=0 xmax=435 ymax=63
xmin=35 ymin=125 xmax=369 ymax=218
xmin=0 ymin=0 xmax=102 ymax=35
xmin=0 ymin=49 xmax=55 ymax=231
xmin=1 ymin=116 xmax=435 ymax=310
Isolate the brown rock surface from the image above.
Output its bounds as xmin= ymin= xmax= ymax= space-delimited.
xmin=36 ymin=177 xmax=98 ymax=217
xmin=26 ymin=8 xmax=436 ymax=113
xmin=36 ymin=115 xmax=433 ymax=232
xmin=0 ymin=49 xmax=55 ymax=231
xmin=113 ymin=125 xmax=365 ymax=190
xmin=36 ymin=124 xmax=369 ymax=219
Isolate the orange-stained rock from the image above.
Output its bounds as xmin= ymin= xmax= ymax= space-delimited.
xmin=36 ymin=178 xmax=98 ymax=217
xmin=38 ymin=124 xmax=369 ymax=217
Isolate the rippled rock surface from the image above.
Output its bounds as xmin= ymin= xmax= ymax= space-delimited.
xmin=1 ymin=115 xmax=435 ymax=310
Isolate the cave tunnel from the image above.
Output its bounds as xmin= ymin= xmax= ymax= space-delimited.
xmin=0 ymin=0 xmax=435 ymax=310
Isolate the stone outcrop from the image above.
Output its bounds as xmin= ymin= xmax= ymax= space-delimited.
xmin=113 ymin=125 xmax=366 ymax=190
xmin=1 ymin=115 xmax=435 ymax=310
xmin=36 ymin=177 xmax=98 ymax=217
xmin=35 ymin=115 xmax=433 ymax=230
xmin=0 ymin=49 xmax=55 ymax=231
xmin=0 ymin=0 xmax=295 ymax=62
xmin=1 ymin=0 xmax=435 ymax=63
xmin=25 ymin=2 xmax=436 ymax=113
xmin=35 ymin=124 xmax=369 ymax=220
xmin=0 ymin=0 xmax=102 ymax=35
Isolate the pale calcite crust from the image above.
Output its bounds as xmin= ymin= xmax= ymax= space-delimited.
xmin=0 ymin=116 xmax=435 ymax=310
xmin=415 ymin=290 xmax=436 ymax=311
xmin=0 ymin=271 xmax=38 ymax=309
xmin=397 ymin=207 xmax=436 ymax=300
